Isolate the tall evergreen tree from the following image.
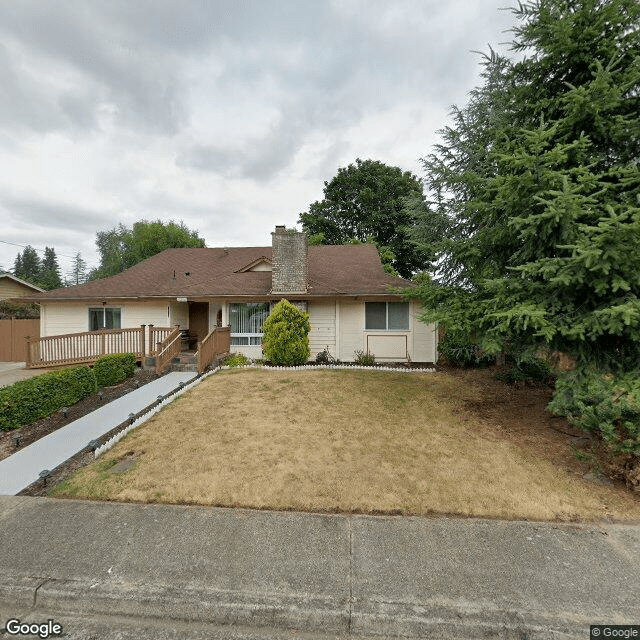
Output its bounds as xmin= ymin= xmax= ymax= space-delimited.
xmin=410 ymin=0 xmax=640 ymax=371
xmin=39 ymin=246 xmax=63 ymax=290
xmin=13 ymin=254 xmax=22 ymax=279
xmin=68 ymin=252 xmax=88 ymax=286
xmin=14 ymin=246 xmax=41 ymax=285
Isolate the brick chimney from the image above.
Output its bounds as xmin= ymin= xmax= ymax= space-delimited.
xmin=271 ymin=225 xmax=308 ymax=294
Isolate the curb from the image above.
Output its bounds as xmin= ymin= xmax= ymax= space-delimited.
xmin=0 ymin=575 xmax=586 ymax=639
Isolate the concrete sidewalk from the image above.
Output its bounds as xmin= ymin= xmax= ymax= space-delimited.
xmin=0 ymin=362 xmax=56 ymax=387
xmin=0 ymin=497 xmax=638 ymax=639
xmin=0 ymin=372 xmax=195 ymax=495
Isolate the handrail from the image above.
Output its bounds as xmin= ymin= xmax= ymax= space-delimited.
xmin=26 ymin=326 xmax=145 ymax=369
xmin=149 ymin=325 xmax=173 ymax=355
xmin=155 ymin=327 xmax=182 ymax=375
xmin=197 ymin=326 xmax=231 ymax=373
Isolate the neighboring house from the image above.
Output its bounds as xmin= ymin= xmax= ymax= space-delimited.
xmin=22 ymin=226 xmax=437 ymax=363
xmin=0 ymin=273 xmax=44 ymax=300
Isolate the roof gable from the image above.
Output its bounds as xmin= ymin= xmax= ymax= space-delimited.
xmin=236 ymin=257 xmax=272 ymax=273
xmin=0 ymin=273 xmax=44 ymax=293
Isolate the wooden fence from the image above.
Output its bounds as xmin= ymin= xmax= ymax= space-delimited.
xmin=197 ymin=326 xmax=231 ymax=373
xmin=26 ymin=326 xmax=145 ymax=369
xmin=0 ymin=318 xmax=40 ymax=362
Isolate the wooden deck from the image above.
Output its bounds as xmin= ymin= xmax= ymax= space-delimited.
xmin=25 ymin=325 xmax=231 ymax=373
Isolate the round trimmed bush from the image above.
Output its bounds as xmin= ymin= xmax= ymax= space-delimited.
xmin=262 ymin=300 xmax=311 ymax=366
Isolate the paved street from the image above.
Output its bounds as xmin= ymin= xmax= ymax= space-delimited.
xmin=1 ymin=497 xmax=638 ymax=639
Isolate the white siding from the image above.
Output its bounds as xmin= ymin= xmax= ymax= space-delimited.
xmin=231 ymin=345 xmax=263 ymax=359
xmin=411 ymin=301 xmax=437 ymax=363
xmin=41 ymin=300 xmax=170 ymax=337
xmin=366 ymin=334 xmax=409 ymax=360
xmin=308 ymin=299 xmax=336 ymax=358
xmin=338 ymin=300 xmax=437 ymax=363
xmin=208 ymin=303 xmax=222 ymax=332
xmin=338 ymin=300 xmax=364 ymax=362
xmin=40 ymin=302 xmax=88 ymax=337
xmin=125 ymin=301 xmax=171 ymax=329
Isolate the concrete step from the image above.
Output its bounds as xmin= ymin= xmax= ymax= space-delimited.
xmin=172 ymin=354 xmax=198 ymax=365
xmin=169 ymin=363 xmax=198 ymax=373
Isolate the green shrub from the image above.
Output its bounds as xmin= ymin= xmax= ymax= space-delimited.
xmin=262 ymin=299 xmax=311 ymax=366
xmin=354 ymin=350 xmax=376 ymax=366
xmin=94 ymin=353 xmax=137 ymax=388
xmin=315 ymin=346 xmax=338 ymax=365
xmin=548 ymin=366 xmax=640 ymax=457
xmin=0 ymin=299 xmax=40 ymax=319
xmin=0 ymin=366 xmax=97 ymax=431
xmin=438 ymin=330 xmax=495 ymax=368
xmin=223 ymin=353 xmax=250 ymax=367
xmin=495 ymin=355 xmax=554 ymax=385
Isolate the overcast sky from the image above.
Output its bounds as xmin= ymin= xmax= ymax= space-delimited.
xmin=0 ymin=0 xmax=518 ymax=278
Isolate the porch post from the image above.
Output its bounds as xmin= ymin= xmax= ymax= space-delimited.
xmin=25 ymin=335 xmax=32 ymax=368
xmin=148 ymin=324 xmax=154 ymax=355
xmin=140 ymin=324 xmax=146 ymax=356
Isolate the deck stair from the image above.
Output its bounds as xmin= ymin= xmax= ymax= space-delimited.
xmin=169 ymin=349 xmax=198 ymax=373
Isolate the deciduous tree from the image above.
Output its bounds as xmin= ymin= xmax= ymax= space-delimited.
xmin=91 ymin=219 xmax=206 ymax=279
xmin=299 ymin=159 xmax=430 ymax=278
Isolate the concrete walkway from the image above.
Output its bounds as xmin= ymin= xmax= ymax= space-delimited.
xmin=0 ymin=372 xmax=195 ymax=495
xmin=0 ymin=362 xmax=57 ymax=387
xmin=0 ymin=497 xmax=638 ymax=639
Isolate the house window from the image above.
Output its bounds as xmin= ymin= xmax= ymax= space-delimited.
xmin=89 ymin=307 xmax=122 ymax=331
xmin=365 ymin=302 xmax=409 ymax=330
xmin=229 ymin=302 xmax=270 ymax=346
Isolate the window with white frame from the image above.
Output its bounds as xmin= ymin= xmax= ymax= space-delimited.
xmin=365 ymin=302 xmax=409 ymax=330
xmin=88 ymin=307 xmax=122 ymax=331
xmin=229 ymin=302 xmax=270 ymax=346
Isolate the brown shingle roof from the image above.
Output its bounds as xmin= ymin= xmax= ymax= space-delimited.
xmin=24 ymin=244 xmax=412 ymax=301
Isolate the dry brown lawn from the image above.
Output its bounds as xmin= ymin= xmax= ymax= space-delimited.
xmin=52 ymin=368 xmax=640 ymax=522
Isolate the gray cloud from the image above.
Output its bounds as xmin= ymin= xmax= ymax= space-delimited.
xmin=0 ymin=0 xmax=518 ymax=269
xmin=1 ymin=193 xmax=113 ymax=232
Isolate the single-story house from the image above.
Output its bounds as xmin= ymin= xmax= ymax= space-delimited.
xmin=23 ymin=226 xmax=437 ymax=363
xmin=0 ymin=273 xmax=44 ymax=300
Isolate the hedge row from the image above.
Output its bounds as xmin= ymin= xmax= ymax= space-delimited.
xmin=0 ymin=366 xmax=97 ymax=431
xmin=94 ymin=353 xmax=137 ymax=388
xmin=0 ymin=353 xmax=137 ymax=431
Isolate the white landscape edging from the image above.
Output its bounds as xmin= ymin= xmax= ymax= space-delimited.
xmin=93 ymin=363 xmax=436 ymax=458
xmin=221 ymin=363 xmax=436 ymax=373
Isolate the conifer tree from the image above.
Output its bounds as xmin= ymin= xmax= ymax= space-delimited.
xmin=68 ymin=252 xmax=88 ymax=286
xmin=13 ymin=246 xmax=41 ymax=285
xmin=13 ymin=254 xmax=22 ymax=279
xmin=411 ymin=0 xmax=640 ymax=371
xmin=39 ymin=246 xmax=63 ymax=290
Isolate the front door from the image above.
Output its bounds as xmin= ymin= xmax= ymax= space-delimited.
xmin=188 ymin=302 xmax=209 ymax=343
